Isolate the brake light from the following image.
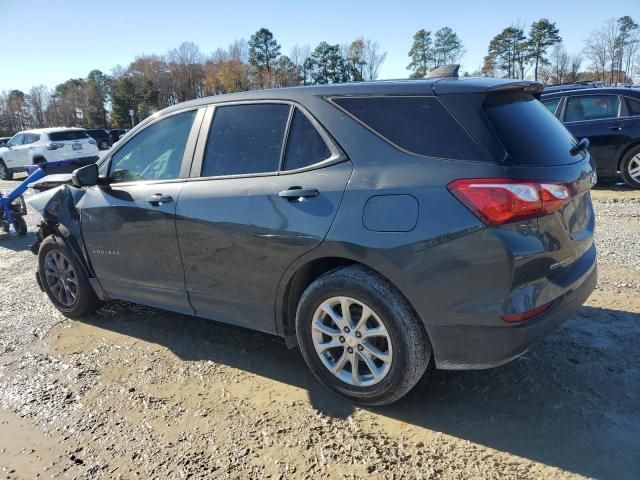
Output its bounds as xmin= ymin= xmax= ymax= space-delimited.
xmin=447 ymin=178 xmax=572 ymax=225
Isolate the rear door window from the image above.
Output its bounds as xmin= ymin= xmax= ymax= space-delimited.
xmin=331 ymin=96 xmax=482 ymax=160
xmin=541 ymin=98 xmax=561 ymax=115
xmin=202 ymin=103 xmax=290 ymax=177
xmin=49 ymin=131 xmax=90 ymax=141
xmin=564 ymin=95 xmax=620 ymax=122
xmin=283 ymin=109 xmax=332 ymax=171
xmin=484 ymin=93 xmax=577 ymax=166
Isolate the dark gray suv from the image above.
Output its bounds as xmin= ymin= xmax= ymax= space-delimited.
xmin=30 ymin=77 xmax=597 ymax=405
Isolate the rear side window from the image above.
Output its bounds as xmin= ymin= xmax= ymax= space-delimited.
xmin=283 ymin=109 xmax=332 ymax=170
xmin=541 ymin=98 xmax=561 ymax=115
xmin=625 ymin=97 xmax=640 ymax=116
xmin=49 ymin=131 xmax=90 ymax=141
xmin=331 ymin=96 xmax=482 ymax=160
xmin=564 ymin=95 xmax=620 ymax=122
xmin=202 ymin=104 xmax=290 ymax=177
xmin=485 ymin=93 xmax=577 ymax=166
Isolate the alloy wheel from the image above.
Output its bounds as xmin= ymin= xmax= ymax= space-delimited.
xmin=628 ymin=154 xmax=640 ymax=183
xmin=44 ymin=250 xmax=78 ymax=307
xmin=311 ymin=296 xmax=393 ymax=387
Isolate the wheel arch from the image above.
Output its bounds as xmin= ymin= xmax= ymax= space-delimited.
xmin=276 ymin=254 xmax=425 ymax=349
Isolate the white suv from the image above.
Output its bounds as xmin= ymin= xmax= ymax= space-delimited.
xmin=0 ymin=128 xmax=100 ymax=180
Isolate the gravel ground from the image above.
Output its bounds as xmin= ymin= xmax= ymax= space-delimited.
xmin=0 ymin=178 xmax=639 ymax=480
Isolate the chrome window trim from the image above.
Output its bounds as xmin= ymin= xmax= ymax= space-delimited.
xmin=189 ymin=99 xmax=346 ymax=181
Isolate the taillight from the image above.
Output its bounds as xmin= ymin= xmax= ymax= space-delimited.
xmin=448 ymin=178 xmax=572 ymax=225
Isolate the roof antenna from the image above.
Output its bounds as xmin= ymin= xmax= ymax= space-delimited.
xmin=425 ymin=64 xmax=459 ymax=79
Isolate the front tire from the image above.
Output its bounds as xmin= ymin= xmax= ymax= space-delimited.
xmin=38 ymin=235 xmax=99 ymax=317
xmin=296 ymin=265 xmax=431 ymax=406
xmin=621 ymin=145 xmax=640 ymax=188
xmin=0 ymin=160 xmax=13 ymax=180
xmin=99 ymin=140 xmax=109 ymax=150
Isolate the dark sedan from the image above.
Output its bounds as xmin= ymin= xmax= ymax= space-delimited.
xmin=541 ymin=87 xmax=640 ymax=187
xmin=84 ymin=129 xmax=112 ymax=150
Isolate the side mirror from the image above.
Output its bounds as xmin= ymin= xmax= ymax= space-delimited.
xmin=71 ymin=163 xmax=99 ymax=187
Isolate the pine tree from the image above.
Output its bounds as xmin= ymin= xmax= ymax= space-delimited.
xmin=407 ymin=29 xmax=433 ymax=78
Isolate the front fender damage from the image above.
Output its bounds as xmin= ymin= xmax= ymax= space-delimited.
xmin=28 ymin=185 xmax=107 ymax=300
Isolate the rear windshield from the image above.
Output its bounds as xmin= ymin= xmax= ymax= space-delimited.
xmin=48 ymin=131 xmax=90 ymax=141
xmin=485 ymin=93 xmax=577 ymax=165
xmin=332 ymin=96 xmax=483 ymax=160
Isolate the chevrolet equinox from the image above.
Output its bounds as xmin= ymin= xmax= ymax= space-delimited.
xmin=30 ymin=76 xmax=598 ymax=405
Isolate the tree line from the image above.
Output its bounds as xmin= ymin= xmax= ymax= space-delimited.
xmin=0 ymin=29 xmax=387 ymax=135
xmin=480 ymin=16 xmax=638 ymax=85
xmin=1 ymin=17 xmax=638 ymax=136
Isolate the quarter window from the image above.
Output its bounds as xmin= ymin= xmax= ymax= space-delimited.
xmin=541 ymin=98 xmax=561 ymax=115
xmin=109 ymin=110 xmax=196 ymax=184
xmin=625 ymin=97 xmax=640 ymax=116
xmin=331 ymin=96 xmax=481 ymax=160
xmin=564 ymin=95 xmax=620 ymax=122
xmin=202 ymin=104 xmax=290 ymax=177
xmin=283 ymin=109 xmax=332 ymax=170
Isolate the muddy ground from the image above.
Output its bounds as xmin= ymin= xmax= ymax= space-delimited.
xmin=0 ymin=178 xmax=638 ymax=479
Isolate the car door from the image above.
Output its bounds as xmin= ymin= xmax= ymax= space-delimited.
xmin=562 ymin=94 xmax=625 ymax=178
xmin=77 ymin=108 xmax=204 ymax=314
xmin=176 ymin=102 xmax=352 ymax=333
xmin=3 ymin=134 xmax=26 ymax=169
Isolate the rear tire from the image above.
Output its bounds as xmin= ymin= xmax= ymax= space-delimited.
xmin=621 ymin=145 xmax=640 ymax=189
xmin=0 ymin=160 xmax=13 ymax=180
xmin=38 ymin=235 xmax=99 ymax=317
xmin=296 ymin=265 xmax=431 ymax=406
xmin=99 ymin=140 xmax=109 ymax=150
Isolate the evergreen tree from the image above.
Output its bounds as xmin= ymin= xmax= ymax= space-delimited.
xmin=527 ymin=19 xmax=562 ymax=81
xmin=248 ymin=28 xmax=281 ymax=87
xmin=433 ymin=27 xmax=464 ymax=67
xmin=407 ymin=29 xmax=433 ymax=78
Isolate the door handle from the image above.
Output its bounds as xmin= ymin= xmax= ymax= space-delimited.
xmin=278 ymin=186 xmax=319 ymax=201
xmin=146 ymin=193 xmax=173 ymax=206
xmin=609 ymin=125 xmax=622 ymax=131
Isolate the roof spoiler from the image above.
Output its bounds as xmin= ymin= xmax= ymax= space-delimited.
xmin=425 ymin=64 xmax=459 ymax=79
xmin=488 ymin=81 xmax=544 ymax=98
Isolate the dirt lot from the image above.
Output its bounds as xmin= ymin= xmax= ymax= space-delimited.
xmin=0 ymin=178 xmax=638 ymax=480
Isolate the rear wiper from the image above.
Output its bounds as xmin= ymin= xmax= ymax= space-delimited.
xmin=570 ymin=138 xmax=589 ymax=156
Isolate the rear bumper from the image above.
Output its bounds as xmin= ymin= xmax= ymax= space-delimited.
xmin=429 ymin=261 xmax=597 ymax=370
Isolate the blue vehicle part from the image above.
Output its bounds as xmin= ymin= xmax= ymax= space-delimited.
xmin=0 ymin=160 xmax=79 ymax=234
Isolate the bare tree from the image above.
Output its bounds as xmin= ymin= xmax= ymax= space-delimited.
xmin=550 ymin=44 xmax=570 ymax=84
xmin=363 ymin=39 xmax=387 ymax=80
xmin=167 ymin=42 xmax=205 ymax=102
xmin=584 ymin=28 xmax=608 ymax=82
xmin=28 ymin=85 xmax=50 ymax=128
xmin=568 ymin=53 xmax=583 ymax=82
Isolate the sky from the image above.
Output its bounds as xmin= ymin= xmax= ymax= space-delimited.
xmin=1 ymin=0 xmax=638 ymax=92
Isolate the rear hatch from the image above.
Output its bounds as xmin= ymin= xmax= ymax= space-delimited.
xmin=482 ymin=90 xmax=596 ymax=239
xmin=48 ymin=130 xmax=96 ymax=158
xmin=439 ymin=84 xmax=596 ymax=293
